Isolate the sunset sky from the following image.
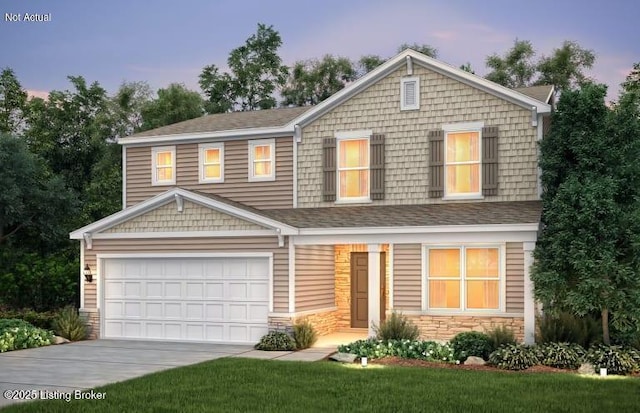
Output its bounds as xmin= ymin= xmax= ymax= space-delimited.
xmin=2 ymin=0 xmax=638 ymax=102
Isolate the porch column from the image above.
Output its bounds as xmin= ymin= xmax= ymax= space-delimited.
xmin=367 ymin=244 xmax=381 ymax=337
xmin=523 ymin=241 xmax=536 ymax=345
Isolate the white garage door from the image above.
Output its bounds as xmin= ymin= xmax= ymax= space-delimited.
xmin=102 ymin=257 xmax=270 ymax=344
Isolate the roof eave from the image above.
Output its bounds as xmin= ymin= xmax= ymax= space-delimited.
xmin=296 ymin=223 xmax=540 ymax=236
xmin=118 ymin=125 xmax=295 ymax=146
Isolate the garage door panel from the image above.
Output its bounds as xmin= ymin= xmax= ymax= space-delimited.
xmin=103 ymin=257 xmax=269 ymax=343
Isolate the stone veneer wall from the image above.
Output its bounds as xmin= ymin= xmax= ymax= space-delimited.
xmin=334 ymin=244 xmax=389 ymax=330
xmin=268 ymin=308 xmax=338 ymax=336
xmin=405 ymin=315 xmax=524 ymax=342
xmin=80 ymin=308 xmax=100 ymax=339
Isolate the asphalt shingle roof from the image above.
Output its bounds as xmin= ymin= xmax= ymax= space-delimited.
xmin=515 ymin=85 xmax=554 ymax=103
xmin=130 ymin=106 xmax=311 ymax=138
xmin=264 ymin=201 xmax=542 ymax=228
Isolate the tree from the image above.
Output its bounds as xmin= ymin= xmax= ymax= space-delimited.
xmin=111 ymin=81 xmax=153 ymax=139
xmin=139 ymin=83 xmax=204 ymax=131
xmin=397 ymin=43 xmax=438 ymax=58
xmin=621 ymin=62 xmax=640 ymax=95
xmin=536 ymin=41 xmax=595 ymax=91
xmin=0 ymin=133 xmax=76 ymax=249
xmin=200 ymin=23 xmax=289 ymax=113
xmin=0 ymin=68 xmax=28 ymax=134
xmin=485 ymin=39 xmax=536 ymax=88
xmin=532 ymin=83 xmax=640 ymax=345
xmin=356 ymin=55 xmax=385 ymax=78
xmin=459 ymin=62 xmax=475 ymax=74
xmin=281 ymin=55 xmax=356 ymax=106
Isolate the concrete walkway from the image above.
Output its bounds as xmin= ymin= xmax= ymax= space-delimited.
xmin=0 ymin=339 xmax=338 ymax=408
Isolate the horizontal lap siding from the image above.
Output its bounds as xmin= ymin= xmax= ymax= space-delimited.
xmin=506 ymin=242 xmax=524 ymax=313
xmin=295 ymin=245 xmax=335 ymax=312
xmin=126 ymin=137 xmax=293 ymax=209
xmin=82 ymin=237 xmax=289 ymax=313
xmin=393 ymin=244 xmax=422 ymax=311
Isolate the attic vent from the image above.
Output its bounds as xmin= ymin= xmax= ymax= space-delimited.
xmin=401 ymin=77 xmax=420 ymax=111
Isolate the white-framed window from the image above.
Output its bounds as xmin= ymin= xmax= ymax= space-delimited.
xmin=151 ymin=146 xmax=176 ymax=186
xmin=248 ymin=139 xmax=275 ymax=182
xmin=400 ymin=76 xmax=420 ymax=111
xmin=443 ymin=122 xmax=483 ymax=198
xmin=198 ymin=143 xmax=224 ymax=183
xmin=336 ymin=130 xmax=371 ymax=202
xmin=424 ymin=245 xmax=503 ymax=312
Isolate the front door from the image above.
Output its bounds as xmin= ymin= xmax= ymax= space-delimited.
xmin=350 ymin=252 xmax=386 ymax=328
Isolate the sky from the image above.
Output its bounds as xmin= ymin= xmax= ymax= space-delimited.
xmin=1 ymin=0 xmax=638 ymax=103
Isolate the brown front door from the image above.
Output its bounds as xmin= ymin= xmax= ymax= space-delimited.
xmin=350 ymin=252 xmax=386 ymax=328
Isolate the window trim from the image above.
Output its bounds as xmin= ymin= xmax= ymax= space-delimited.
xmin=422 ymin=244 xmax=505 ymax=314
xmin=198 ymin=143 xmax=224 ymax=183
xmin=442 ymin=122 xmax=484 ymax=200
xmin=336 ymin=130 xmax=372 ymax=203
xmin=400 ymin=76 xmax=420 ymax=111
xmin=248 ymin=139 xmax=276 ymax=182
xmin=151 ymin=146 xmax=176 ymax=186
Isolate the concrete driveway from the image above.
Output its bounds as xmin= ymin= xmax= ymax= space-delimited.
xmin=0 ymin=339 xmax=254 ymax=408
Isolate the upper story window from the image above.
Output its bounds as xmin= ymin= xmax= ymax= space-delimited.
xmin=400 ymin=76 xmax=420 ymax=111
xmin=426 ymin=246 xmax=501 ymax=311
xmin=446 ymin=131 xmax=481 ymax=196
xmin=336 ymin=131 xmax=371 ymax=202
xmin=199 ymin=143 xmax=224 ymax=183
xmin=152 ymin=146 xmax=176 ymax=186
xmin=248 ymin=139 xmax=275 ymax=182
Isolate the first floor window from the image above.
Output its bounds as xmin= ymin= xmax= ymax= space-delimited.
xmin=427 ymin=246 xmax=500 ymax=310
xmin=152 ymin=146 xmax=176 ymax=185
xmin=337 ymin=137 xmax=369 ymax=200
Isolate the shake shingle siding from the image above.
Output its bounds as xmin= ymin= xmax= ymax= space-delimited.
xmin=298 ymin=64 xmax=538 ymax=207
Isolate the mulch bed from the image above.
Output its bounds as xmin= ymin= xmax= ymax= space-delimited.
xmin=370 ymin=356 xmax=575 ymax=374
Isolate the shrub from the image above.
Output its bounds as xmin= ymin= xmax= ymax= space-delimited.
xmin=585 ymin=344 xmax=637 ymax=375
xmin=0 ymin=320 xmax=54 ymax=353
xmin=373 ymin=312 xmax=420 ymax=341
xmin=292 ymin=319 xmax=317 ymax=350
xmin=53 ymin=306 xmax=88 ymax=341
xmin=486 ymin=325 xmax=517 ymax=352
xmin=0 ymin=308 xmax=58 ymax=330
xmin=255 ymin=331 xmax=296 ymax=351
xmin=338 ymin=339 xmax=456 ymax=363
xmin=488 ymin=344 xmax=539 ymax=370
xmin=536 ymin=311 xmax=601 ymax=348
xmin=536 ymin=342 xmax=585 ymax=370
xmin=0 ymin=251 xmax=78 ymax=311
xmin=450 ymin=332 xmax=492 ymax=361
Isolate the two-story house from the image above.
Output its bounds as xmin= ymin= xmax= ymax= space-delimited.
xmin=70 ymin=49 xmax=553 ymax=345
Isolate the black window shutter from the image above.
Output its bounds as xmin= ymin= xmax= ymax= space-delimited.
xmin=482 ymin=126 xmax=499 ymax=196
xmin=322 ymin=137 xmax=337 ymax=201
xmin=370 ymin=134 xmax=385 ymax=200
xmin=428 ymin=130 xmax=444 ymax=198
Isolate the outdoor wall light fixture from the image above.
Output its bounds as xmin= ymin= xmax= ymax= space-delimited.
xmin=84 ymin=264 xmax=93 ymax=283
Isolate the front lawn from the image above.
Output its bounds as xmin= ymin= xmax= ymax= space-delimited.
xmin=3 ymin=358 xmax=639 ymax=413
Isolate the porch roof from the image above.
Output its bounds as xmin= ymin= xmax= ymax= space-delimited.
xmin=264 ymin=201 xmax=542 ymax=228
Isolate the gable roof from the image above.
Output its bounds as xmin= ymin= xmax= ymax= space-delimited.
xmin=118 ymin=49 xmax=551 ymax=145
xmin=289 ymin=49 xmax=552 ymax=128
xmin=515 ymin=85 xmax=555 ymax=104
xmin=118 ymin=106 xmax=310 ymax=145
xmin=69 ymin=188 xmax=298 ymax=239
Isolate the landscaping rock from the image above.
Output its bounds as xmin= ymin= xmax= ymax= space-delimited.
xmin=578 ymin=362 xmax=596 ymax=375
xmin=464 ymin=356 xmax=486 ymax=366
xmin=329 ymin=352 xmax=358 ymax=363
xmin=53 ymin=336 xmax=70 ymax=344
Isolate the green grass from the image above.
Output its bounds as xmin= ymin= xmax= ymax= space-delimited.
xmin=2 ymin=358 xmax=639 ymax=413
